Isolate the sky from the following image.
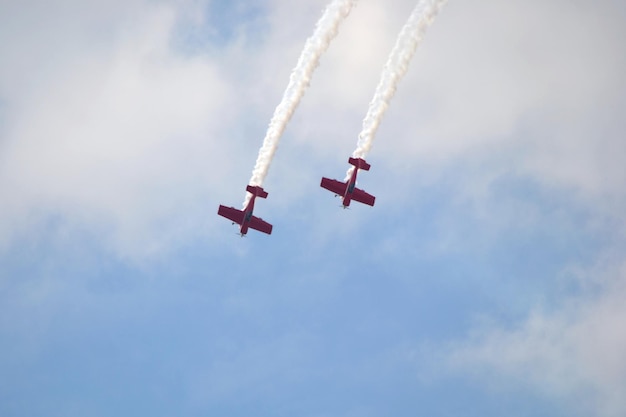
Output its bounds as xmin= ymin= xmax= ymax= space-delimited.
xmin=1 ymin=0 xmax=626 ymax=416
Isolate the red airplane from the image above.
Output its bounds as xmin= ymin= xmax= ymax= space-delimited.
xmin=218 ymin=185 xmax=273 ymax=236
xmin=321 ymin=157 xmax=375 ymax=208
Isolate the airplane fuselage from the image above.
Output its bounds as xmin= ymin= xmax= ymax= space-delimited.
xmin=239 ymin=196 xmax=257 ymax=235
xmin=342 ymin=168 xmax=359 ymax=207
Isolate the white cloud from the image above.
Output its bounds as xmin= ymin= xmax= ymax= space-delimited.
xmin=445 ymin=256 xmax=626 ymax=417
xmin=0 ymin=0 xmax=257 ymax=257
xmin=298 ymin=0 xmax=626 ymax=202
xmin=393 ymin=0 xmax=626 ymax=146
xmin=424 ymin=2 xmax=624 ymax=208
xmin=2 ymin=0 xmax=625 ymax=258
xmin=1 ymin=0 xmax=382 ymax=258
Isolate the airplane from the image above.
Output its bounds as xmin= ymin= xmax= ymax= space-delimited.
xmin=320 ymin=157 xmax=375 ymax=208
xmin=218 ymin=185 xmax=273 ymax=236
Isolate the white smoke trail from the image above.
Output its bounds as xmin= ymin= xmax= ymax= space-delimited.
xmin=245 ymin=0 xmax=356 ymax=206
xmin=350 ymin=0 xmax=447 ymax=173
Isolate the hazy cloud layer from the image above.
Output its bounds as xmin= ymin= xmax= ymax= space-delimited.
xmin=445 ymin=255 xmax=626 ymax=417
xmin=1 ymin=1 xmax=246 ymax=256
xmin=2 ymin=0 xmax=624 ymax=255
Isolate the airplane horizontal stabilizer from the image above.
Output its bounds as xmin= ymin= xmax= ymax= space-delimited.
xmin=348 ymin=157 xmax=371 ymax=171
xmin=246 ymin=185 xmax=268 ymax=199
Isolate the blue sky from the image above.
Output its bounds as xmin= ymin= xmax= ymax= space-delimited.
xmin=1 ymin=0 xmax=626 ymax=416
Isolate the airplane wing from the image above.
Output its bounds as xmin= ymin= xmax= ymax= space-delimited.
xmin=351 ymin=187 xmax=376 ymax=206
xmin=248 ymin=216 xmax=273 ymax=235
xmin=320 ymin=177 xmax=347 ymax=195
xmin=218 ymin=205 xmax=245 ymax=225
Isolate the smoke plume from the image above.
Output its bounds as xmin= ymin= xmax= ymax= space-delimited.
xmin=350 ymin=0 xmax=447 ymax=174
xmin=245 ymin=0 xmax=357 ymax=205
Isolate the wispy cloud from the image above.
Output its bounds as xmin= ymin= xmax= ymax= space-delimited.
xmin=0 ymin=1 xmax=254 ymax=258
xmin=444 ymin=255 xmax=626 ymax=417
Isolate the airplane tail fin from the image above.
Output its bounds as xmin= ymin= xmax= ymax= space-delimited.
xmin=246 ymin=185 xmax=269 ymax=199
xmin=348 ymin=157 xmax=371 ymax=171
